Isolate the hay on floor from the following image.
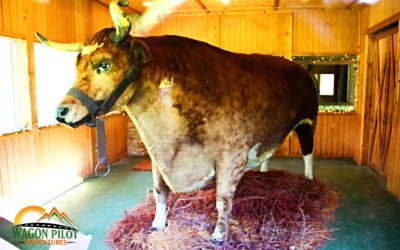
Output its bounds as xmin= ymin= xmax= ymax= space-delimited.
xmin=106 ymin=170 xmax=339 ymax=249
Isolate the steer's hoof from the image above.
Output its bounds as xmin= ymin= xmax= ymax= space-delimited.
xmin=305 ymin=178 xmax=314 ymax=188
xmin=150 ymin=223 xmax=167 ymax=232
xmin=211 ymin=238 xmax=224 ymax=246
xmin=150 ymin=226 xmax=160 ymax=232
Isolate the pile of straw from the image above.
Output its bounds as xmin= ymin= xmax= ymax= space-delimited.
xmin=107 ymin=170 xmax=339 ymax=249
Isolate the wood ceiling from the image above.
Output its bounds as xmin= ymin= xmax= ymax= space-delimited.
xmin=106 ymin=0 xmax=368 ymax=14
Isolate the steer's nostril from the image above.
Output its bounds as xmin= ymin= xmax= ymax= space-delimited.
xmin=57 ymin=106 xmax=69 ymax=118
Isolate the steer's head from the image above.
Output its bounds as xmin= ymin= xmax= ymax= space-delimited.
xmin=35 ymin=0 xmax=150 ymax=128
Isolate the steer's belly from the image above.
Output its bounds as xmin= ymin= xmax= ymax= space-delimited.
xmin=156 ymin=142 xmax=215 ymax=193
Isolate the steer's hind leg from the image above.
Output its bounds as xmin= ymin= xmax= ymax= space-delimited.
xmin=295 ymin=122 xmax=315 ymax=179
xmin=151 ymin=161 xmax=169 ymax=230
xmin=260 ymin=158 xmax=269 ymax=172
xmin=211 ymin=150 xmax=247 ymax=244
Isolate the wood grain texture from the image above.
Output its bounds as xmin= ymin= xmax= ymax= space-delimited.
xmin=104 ymin=114 xmax=128 ymax=163
xmin=293 ymin=9 xmax=359 ymax=55
xmin=275 ymin=113 xmax=357 ymax=158
xmin=221 ymin=12 xmax=289 ymax=55
xmin=147 ymin=14 xmax=220 ymax=47
xmin=367 ymin=0 xmax=400 ymax=29
xmin=88 ymin=0 xmax=113 ymax=35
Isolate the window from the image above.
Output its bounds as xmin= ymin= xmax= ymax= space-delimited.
xmin=0 ymin=37 xmax=31 ymax=135
xmin=318 ymin=74 xmax=335 ymax=96
xmin=293 ymin=55 xmax=357 ymax=112
xmin=34 ymin=43 xmax=78 ymax=127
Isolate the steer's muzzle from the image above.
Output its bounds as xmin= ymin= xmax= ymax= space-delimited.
xmin=56 ymin=106 xmax=69 ymax=119
xmin=55 ymin=104 xmax=93 ymax=128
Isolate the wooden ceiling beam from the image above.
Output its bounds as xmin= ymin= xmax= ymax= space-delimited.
xmin=273 ymin=0 xmax=279 ymax=11
xmin=345 ymin=0 xmax=359 ymax=10
xmin=95 ymin=0 xmax=142 ymax=14
xmin=194 ymin=0 xmax=209 ymax=12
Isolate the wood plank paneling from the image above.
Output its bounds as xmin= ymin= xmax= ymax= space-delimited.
xmin=367 ymin=0 xmax=400 ymax=29
xmin=275 ymin=112 xmax=357 ymax=158
xmin=31 ymin=0 xmax=88 ymax=42
xmin=104 ymin=114 xmax=128 ymax=163
xmin=0 ymin=0 xmax=3 ymax=32
xmin=147 ymin=9 xmax=359 ymax=55
xmin=293 ymin=10 xmax=359 ymax=55
xmin=388 ymin=100 xmax=400 ymax=196
xmin=88 ymin=0 xmax=113 ymax=35
xmin=0 ymin=133 xmax=33 ymax=201
xmin=221 ymin=12 xmax=289 ymax=55
xmin=148 ymin=14 xmax=220 ymax=47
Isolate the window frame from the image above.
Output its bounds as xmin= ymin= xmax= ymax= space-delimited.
xmin=293 ymin=55 xmax=358 ymax=112
xmin=0 ymin=36 xmax=31 ymax=136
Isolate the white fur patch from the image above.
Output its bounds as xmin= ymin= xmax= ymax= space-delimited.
xmin=159 ymin=77 xmax=174 ymax=89
xmin=152 ymin=201 xmax=167 ymax=229
xmin=246 ymin=143 xmax=261 ymax=166
xmin=159 ymin=78 xmax=174 ymax=107
xmin=82 ymin=42 xmax=101 ymax=55
xmin=293 ymin=118 xmax=314 ymax=130
xmin=190 ymin=168 xmax=215 ymax=191
xmin=245 ymin=144 xmax=278 ymax=171
xmin=260 ymin=159 xmax=269 ymax=172
xmin=211 ymin=227 xmax=224 ymax=242
xmin=212 ymin=199 xmax=226 ymax=241
xmin=303 ymin=153 xmax=313 ymax=179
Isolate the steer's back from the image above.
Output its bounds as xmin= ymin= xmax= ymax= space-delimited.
xmin=139 ymin=35 xmax=318 ymax=151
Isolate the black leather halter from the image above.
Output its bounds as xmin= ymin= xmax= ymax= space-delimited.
xmin=67 ymin=61 xmax=141 ymax=127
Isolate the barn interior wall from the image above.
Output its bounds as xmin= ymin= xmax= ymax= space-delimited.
xmin=358 ymin=0 xmax=400 ymax=197
xmin=0 ymin=0 xmax=127 ymax=204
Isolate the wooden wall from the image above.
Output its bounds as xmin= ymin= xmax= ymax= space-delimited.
xmin=366 ymin=0 xmax=400 ymax=28
xmin=276 ymin=113 xmax=357 ymax=158
xmin=0 ymin=0 xmax=127 ymax=204
xmin=358 ymin=0 xmax=400 ymax=197
xmin=88 ymin=0 xmax=113 ymax=34
xmin=148 ymin=10 xmax=359 ymax=55
xmin=293 ymin=10 xmax=359 ymax=55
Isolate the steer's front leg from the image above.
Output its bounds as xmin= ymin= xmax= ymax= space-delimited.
xmin=151 ymin=161 xmax=169 ymax=230
xmin=211 ymin=151 xmax=246 ymax=244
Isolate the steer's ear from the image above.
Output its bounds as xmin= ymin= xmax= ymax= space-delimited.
xmin=132 ymin=39 xmax=151 ymax=64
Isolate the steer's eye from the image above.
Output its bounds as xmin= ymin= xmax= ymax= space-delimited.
xmin=97 ymin=62 xmax=111 ymax=73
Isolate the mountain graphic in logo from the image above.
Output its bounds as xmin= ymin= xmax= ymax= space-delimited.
xmin=37 ymin=207 xmax=76 ymax=229
xmin=13 ymin=206 xmax=79 ymax=246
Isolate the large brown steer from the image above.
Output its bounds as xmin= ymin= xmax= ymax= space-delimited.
xmin=35 ymin=1 xmax=318 ymax=244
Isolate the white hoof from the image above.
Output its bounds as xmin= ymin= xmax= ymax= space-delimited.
xmin=260 ymin=160 xmax=269 ymax=172
xmin=151 ymin=202 xmax=167 ymax=229
xmin=211 ymin=226 xmax=226 ymax=244
xmin=303 ymin=153 xmax=313 ymax=179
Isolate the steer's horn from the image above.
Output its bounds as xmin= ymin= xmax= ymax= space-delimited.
xmin=34 ymin=32 xmax=83 ymax=52
xmin=109 ymin=0 xmax=132 ymax=43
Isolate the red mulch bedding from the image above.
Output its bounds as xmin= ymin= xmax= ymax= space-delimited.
xmin=106 ymin=170 xmax=339 ymax=249
xmin=132 ymin=160 xmax=152 ymax=171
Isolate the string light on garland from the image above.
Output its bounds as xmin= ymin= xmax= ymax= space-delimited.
xmin=292 ymin=55 xmax=358 ymax=114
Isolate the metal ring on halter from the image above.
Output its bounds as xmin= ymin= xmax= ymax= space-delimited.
xmin=95 ymin=162 xmax=111 ymax=177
